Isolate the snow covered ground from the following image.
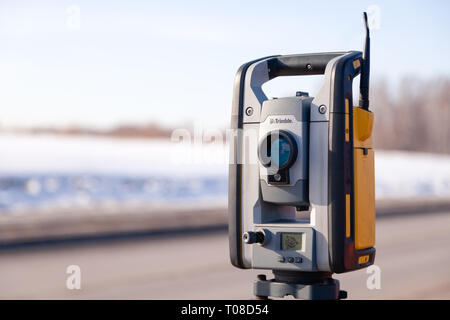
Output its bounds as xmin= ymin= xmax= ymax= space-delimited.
xmin=0 ymin=133 xmax=449 ymax=214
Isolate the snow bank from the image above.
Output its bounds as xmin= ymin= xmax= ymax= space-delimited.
xmin=0 ymin=133 xmax=448 ymax=213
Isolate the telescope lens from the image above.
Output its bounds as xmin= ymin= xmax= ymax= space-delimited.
xmin=271 ymin=136 xmax=291 ymax=168
xmin=258 ymin=130 xmax=298 ymax=171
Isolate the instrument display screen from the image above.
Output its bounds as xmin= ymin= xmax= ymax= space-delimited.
xmin=281 ymin=233 xmax=303 ymax=251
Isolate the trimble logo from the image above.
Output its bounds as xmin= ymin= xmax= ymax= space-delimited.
xmin=270 ymin=118 xmax=293 ymax=124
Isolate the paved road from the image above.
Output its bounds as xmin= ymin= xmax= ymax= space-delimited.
xmin=0 ymin=211 xmax=449 ymax=299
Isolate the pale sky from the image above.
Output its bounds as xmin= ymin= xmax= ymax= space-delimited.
xmin=0 ymin=0 xmax=449 ymax=129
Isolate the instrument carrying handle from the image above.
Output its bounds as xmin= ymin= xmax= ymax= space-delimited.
xmin=267 ymin=52 xmax=346 ymax=79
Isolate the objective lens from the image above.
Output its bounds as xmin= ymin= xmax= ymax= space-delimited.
xmin=271 ymin=136 xmax=291 ymax=168
xmin=258 ymin=130 xmax=298 ymax=171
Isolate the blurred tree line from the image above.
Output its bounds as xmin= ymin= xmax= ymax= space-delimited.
xmin=370 ymin=77 xmax=450 ymax=154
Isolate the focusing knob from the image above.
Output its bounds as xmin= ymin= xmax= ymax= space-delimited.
xmin=243 ymin=231 xmax=265 ymax=244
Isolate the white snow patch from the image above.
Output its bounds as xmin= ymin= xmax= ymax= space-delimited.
xmin=0 ymin=133 xmax=448 ymax=214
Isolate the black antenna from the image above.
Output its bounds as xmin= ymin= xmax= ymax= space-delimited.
xmin=359 ymin=12 xmax=370 ymax=110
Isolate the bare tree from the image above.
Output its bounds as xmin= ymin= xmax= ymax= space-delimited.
xmin=371 ymin=77 xmax=450 ymax=154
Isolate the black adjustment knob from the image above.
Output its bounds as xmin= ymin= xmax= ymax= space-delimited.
xmin=257 ymin=274 xmax=267 ymax=281
xmin=339 ymin=290 xmax=348 ymax=300
xmin=243 ymin=231 xmax=265 ymax=244
xmin=296 ymin=91 xmax=309 ymax=97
